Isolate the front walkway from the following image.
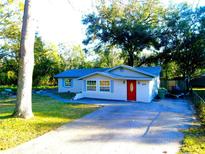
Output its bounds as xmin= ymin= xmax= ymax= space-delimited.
xmin=36 ymin=90 xmax=71 ymax=103
xmin=2 ymin=99 xmax=194 ymax=154
xmin=37 ymin=90 xmax=145 ymax=105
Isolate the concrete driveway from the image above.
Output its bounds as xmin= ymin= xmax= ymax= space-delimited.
xmin=2 ymin=99 xmax=194 ymax=154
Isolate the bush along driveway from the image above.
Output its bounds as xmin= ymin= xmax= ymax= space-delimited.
xmin=2 ymin=98 xmax=194 ymax=154
xmin=0 ymin=94 xmax=99 ymax=150
xmin=179 ymin=91 xmax=205 ymax=154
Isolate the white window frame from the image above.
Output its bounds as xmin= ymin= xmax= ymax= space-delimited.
xmin=86 ymin=80 xmax=97 ymax=91
xmin=100 ymin=80 xmax=111 ymax=92
xmin=64 ymin=78 xmax=72 ymax=87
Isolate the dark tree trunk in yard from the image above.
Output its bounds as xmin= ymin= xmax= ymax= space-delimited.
xmin=127 ymin=51 xmax=134 ymax=66
xmin=13 ymin=0 xmax=36 ymax=119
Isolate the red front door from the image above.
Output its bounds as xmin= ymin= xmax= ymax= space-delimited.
xmin=127 ymin=80 xmax=136 ymax=101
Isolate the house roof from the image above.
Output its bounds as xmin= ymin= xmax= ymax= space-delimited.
xmin=78 ymin=71 xmax=153 ymax=80
xmin=54 ymin=68 xmax=109 ymax=78
xmin=105 ymin=65 xmax=161 ymax=77
xmin=54 ymin=65 xmax=161 ymax=79
xmin=105 ymin=65 xmax=155 ymax=77
xmin=136 ymin=66 xmax=161 ymax=76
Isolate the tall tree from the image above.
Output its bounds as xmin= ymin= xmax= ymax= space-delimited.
xmin=33 ymin=37 xmax=65 ymax=86
xmin=94 ymin=45 xmax=124 ymax=67
xmin=13 ymin=0 xmax=36 ymax=119
xmin=0 ymin=1 xmax=21 ymax=85
xmin=0 ymin=2 xmax=64 ymax=86
xmin=83 ymin=0 xmax=164 ymax=66
xmin=59 ymin=44 xmax=89 ymax=69
xmin=144 ymin=4 xmax=205 ymax=79
xmin=0 ymin=0 xmax=22 ymax=60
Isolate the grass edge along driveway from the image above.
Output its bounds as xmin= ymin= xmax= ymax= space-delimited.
xmin=0 ymin=94 xmax=99 ymax=150
xmin=179 ymin=90 xmax=205 ymax=154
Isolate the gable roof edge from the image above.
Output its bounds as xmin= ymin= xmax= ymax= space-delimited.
xmin=105 ymin=64 xmax=156 ymax=77
xmin=77 ymin=72 xmax=115 ymax=80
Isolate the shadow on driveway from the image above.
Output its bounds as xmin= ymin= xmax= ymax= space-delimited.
xmin=3 ymin=98 xmax=195 ymax=154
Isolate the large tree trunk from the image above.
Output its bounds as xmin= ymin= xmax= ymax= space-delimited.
xmin=13 ymin=0 xmax=36 ymax=119
xmin=127 ymin=51 xmax=134 ymax=66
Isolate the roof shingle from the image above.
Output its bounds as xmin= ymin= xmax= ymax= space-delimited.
xmin=54 ymin=66 xmax=161 ymax=78
xmin=54 ymin=68 xmax=109 ymax=78
xmin=136 ymin=66 xmax=161 ymax=76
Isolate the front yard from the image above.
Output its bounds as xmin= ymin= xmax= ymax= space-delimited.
xmin=0 ymin=94 xmax=99 ymax=150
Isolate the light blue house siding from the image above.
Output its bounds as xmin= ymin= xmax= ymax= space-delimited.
xmin=57 ymin=78 xmax=82 ymax=93
xmin=55 ymin=65 xmax=161 ymax=102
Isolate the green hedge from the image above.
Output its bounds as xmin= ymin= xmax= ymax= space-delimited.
xmin=0 ymin=85 xmax=57 ymax=93
xmin=180 ymin=91 xmax=205 ymax=154
xmin=0 ymin=86 xmax=17 ymax=92
xmin=32 ymin=85 xmax=57 ymax=90
xmin=191 ymin=91 xmax=205 ymax=124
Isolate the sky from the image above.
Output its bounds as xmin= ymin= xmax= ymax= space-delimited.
xmin=33 ymin=0 xmax=95 ymax=45
xmin=33 ymin=0 xmax=205 ymax=45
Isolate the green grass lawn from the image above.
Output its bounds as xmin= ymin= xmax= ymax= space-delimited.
xmin=179 ymin=90 xmax=205 ymax=154
xmin=180 ymin=127 xmax=205 ymax=154
xmin=192 ymin=88 xmax=205 ymax=91
xmin=54 ymin=92 xmax=76 ymax=99
xmin=0 ymin=85 xmax=57 ymax=93
xmin=0 ymin=94 xmax=99 ymax=150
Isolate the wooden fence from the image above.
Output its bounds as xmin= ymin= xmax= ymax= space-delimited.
xmin=160 ymin=79 xmax=186 ymax=91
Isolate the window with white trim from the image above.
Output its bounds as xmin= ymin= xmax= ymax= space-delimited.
xmin=100 ymin=80 xmax=110 ymax=92
xmin=86 ymin=80 xmax=96 ymax=91
xmin=64 ymin=79 xmax=71 ymax=87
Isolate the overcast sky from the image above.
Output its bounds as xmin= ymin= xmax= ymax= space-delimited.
xmin=33 ymin=0 xmax=205 ymax=45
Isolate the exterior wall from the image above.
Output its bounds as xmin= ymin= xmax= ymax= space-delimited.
xmin=58 ymin=78 xmax=82 ymax=93
xmin=81 ymin=74 xmax=160 ymax=102
xmin=136 ymin=81 xmax=150 ymax=102
xmin=81 ymin=75 xmax=127 ymax=101
xmin=136 ymin=77 xmax=160 ymax=103
xmin=148 ymin=77 xmax=160 ymax=101
xmin=110 ymin=67 xmax=149 ymax=78
xmin=57 ymin=66 xmax=161 ymax=102
xmin=81 ymin=74 xmax=155 ymax=102
xmin=58 ymin=76 xmax=159 ymax=102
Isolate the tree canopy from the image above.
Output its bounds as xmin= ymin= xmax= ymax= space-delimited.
xmin=82 ymin=0 xmax=165 ymax=66
xmin=83 ymin=0 xmax=205 ymax=79
xmin=144 ymin=4 xmax=205 ymax=79
xmin=0 ymin=1 xmax=99 ymax=86
xmin=1 ymin=0 xmax=205 ymax=87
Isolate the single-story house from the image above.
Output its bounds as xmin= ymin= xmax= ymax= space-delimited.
xmin=54 ymin=65 xmax=161 ymax=102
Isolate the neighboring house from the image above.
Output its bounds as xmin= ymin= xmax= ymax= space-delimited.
xmin=54 ymin=65 xmax=161 ymax=102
